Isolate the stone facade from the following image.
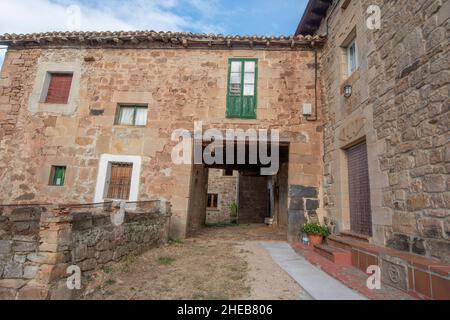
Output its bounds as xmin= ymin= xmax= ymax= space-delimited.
xmin=0 ymin=37 xmax=325 ymax=240
xmin=315 ymin=0 xmax=449 ymax=262
xmin=205 ymin=169 xmax=238 ymax=225
xmin=0 ymin=201 xmax=171 ymax=300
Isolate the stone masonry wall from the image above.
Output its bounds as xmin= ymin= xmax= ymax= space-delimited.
xmin=0 ymin=206 xmax=43 ymax=299
xmin=0 ymin=46 xmax=324 ymax=239
xmin=0 ymin=201 xmax=171 ymax=300
xmin=318 ymin=0 xmax=449 ymax=262
xmin=238 ymin=174 xmax=269 ymax=223
xmin=206 ymin=169 xmax=238 ymax=225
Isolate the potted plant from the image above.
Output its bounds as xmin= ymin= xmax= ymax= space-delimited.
xmin=302 ymin=223 xmax=330 ymax=246
xmin=230 ymin=202 xmax=238 ymax=224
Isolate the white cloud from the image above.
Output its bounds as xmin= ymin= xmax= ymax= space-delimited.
xmin=0 ymin=0 xmax=224 ymax=34
xmin=0 ymin=0 xmax=227 ymax=69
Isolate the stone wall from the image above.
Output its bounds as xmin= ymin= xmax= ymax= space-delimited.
xmin=0 ymin=206 xmax=44 ymax=299
xmin=205 ymin=169 xmax=238 ymax=225
xmin=0 ymin=201 xmax=171 ymax=300
xmin=318 ymin=0 xmax=450 ymax=262
xmin=0 ymin=45 xmax=324 ymax=239
xmin=238 ymin=174 xmax=269 ymax=223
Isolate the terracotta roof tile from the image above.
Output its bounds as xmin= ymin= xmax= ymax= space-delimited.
xmin=0 ymin=30 xmax=326 ymax=49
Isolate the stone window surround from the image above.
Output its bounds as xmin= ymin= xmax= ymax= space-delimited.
xmin=339 ymin=28 xmax=358 ymax=81
xmin=28 ymin=61 xmax=81 ymax=115
xmin=94 ymin=154 xmax=142 ymax=203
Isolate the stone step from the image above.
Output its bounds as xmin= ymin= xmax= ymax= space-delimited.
xmin=327 ymin=235 xmax=354 ymax=251
xmin=313 ymin=244 xmax=352 ymax=266
xmin=339 ymin=230 xmax=371 ymax=243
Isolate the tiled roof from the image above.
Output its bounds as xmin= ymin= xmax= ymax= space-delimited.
xmin=0 ymin=31 xmax=326 ymax=49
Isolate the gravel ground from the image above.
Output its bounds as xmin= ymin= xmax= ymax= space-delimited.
xmin=82 ymin=224 xmax=308 ymax=300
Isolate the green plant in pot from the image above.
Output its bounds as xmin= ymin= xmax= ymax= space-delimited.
xmin=230 ymin=202 xmax=238 ymax=224
xmin=302 ymin=223 xmax=330 ymax=246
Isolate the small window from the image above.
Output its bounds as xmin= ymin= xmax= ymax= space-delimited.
xmin=223 ymin=169 xmax=233 ymax=176
xmin=49 ymin=166 xmax=66 ymax=186
xmin=207 ymin=193 xmax=218 ymax=208
xmin=106 ymin=163 xmax=133 ymax=200
xmin=347 ymin=39 xmax=358 ymax=76
xmin=115 ymin=105 xmax=148 ymax=126
xmin=45 ymin=73 xmax=73 ymax=104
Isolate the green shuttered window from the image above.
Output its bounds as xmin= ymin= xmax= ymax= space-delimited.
xmin=50 ymin=166 xmax=66 ymax=186
xmin=226 ymin=58 xmax=258 ymax=119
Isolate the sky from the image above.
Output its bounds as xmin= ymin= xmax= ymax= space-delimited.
xmin=0 ymin=0 xmax=309 ymax=68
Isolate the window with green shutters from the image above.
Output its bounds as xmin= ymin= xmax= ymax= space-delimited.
xmin=50 ymin=166 xmax=66 ymax=186
xmin=226 ymin=58 xmax=258 ymax=119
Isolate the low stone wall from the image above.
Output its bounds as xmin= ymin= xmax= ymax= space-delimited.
xmin=0 ymin=201 xmax=171 ymax=300
xmin=0 ymin=206 xmax=45 ymax=299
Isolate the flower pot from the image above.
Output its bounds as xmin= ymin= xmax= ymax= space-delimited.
xmin=308 ymin=234 xmax=324 ymax=246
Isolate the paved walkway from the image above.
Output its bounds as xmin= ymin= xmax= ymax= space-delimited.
xmin=261 ymin=242 xmax=367 ymax=300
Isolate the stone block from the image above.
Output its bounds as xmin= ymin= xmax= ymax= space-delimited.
xmin=23 ymin=265 xmax=39 ymax=279
xmin=289 ymin=185 xmax=318 ymax=198
xmin=418 ymin=218 xmax=444 ymax=238
xmin=306 ymin=199 xmax=319 ymax=210
xmin=386 ymin=233 xmax=410 ymax=252
xmin=0 ymin=240 xmax=12 ymax=254
xmin=287 ymin=210 xmax=306 ymax=242
xmin=17 ymin=282 xmax=49 ymax=300
xmin=12 ymin=241 xmax=38 ymax=252
xmin=380 ymin=258 xmax=408 ymax=291
xmin=3 ymin=261 xmax=23 ymax=278
xmin=423 ymin=175 xmax=446 ymax=192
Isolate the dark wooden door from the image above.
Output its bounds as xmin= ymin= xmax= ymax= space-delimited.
xmin=107 ymin=163 xmax=133 ymax=200
xmin=347 ymin=142 xmax=373 ymax=236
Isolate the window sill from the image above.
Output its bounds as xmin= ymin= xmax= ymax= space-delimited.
xmin=114 ymin=124 xmax=147 ymax=128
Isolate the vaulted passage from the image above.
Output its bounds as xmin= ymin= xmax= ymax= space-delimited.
xmin=187 ymin=141 xmax=289 ymax=237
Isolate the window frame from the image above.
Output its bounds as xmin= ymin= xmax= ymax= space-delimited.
xmin=94 ymin=154 xmax=142 ymax=203
xmin=114 ymin=104 xmax=149 ymax=127
xmin=43 ymin=72 xmax=74 ymax=105
xmin=105 ymin=162 xmax=133 ymax=201
xmin=347 ymin=38 xmax=358 ymax=77
xmin=226 ymin=58 xmax=258 ymax=119
xmin=49 ymin=166 xmax=67 ymax=187
xmin=207 ymin=193 xmax=219 ymax=209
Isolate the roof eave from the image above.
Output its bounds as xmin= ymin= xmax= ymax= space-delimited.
xmin=295 ymin=0 xmax=333 ymax=36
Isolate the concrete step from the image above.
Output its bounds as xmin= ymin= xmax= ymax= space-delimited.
xmin=339 ymin=230 xmax=371 ymax=243
xmin=313 ymin=244 xmax=352 ymax=266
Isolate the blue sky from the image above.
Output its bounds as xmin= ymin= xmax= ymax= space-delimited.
xmin=0 ymin=0 xmax=309 ymax=68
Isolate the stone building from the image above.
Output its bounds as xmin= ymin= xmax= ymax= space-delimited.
xmin=205 ymin=169 xmax=238 ymax=225
xmin=0 ymin=0 xmax=449 ymax=300
xmin=296 ymin=0 xmax=449 ymax=299
xmin=0 ymin=32 xmax=325 ymax=241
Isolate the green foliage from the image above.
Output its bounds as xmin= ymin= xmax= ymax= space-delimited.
xmin=168 ymin=238 xmax=184 ymax=246
xmin=158 ymin=256 xmax=176 ymax=266
xmin=230 ymin=202 xmax=238 ymax=218
xmin=302 ymin=223 xmax=330 ymax=237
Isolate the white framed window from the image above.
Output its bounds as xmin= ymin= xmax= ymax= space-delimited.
xmin=347 ymin=38 xmax=358 ymax=76
xmin=94 ymin=154 xmax=142 ymax=203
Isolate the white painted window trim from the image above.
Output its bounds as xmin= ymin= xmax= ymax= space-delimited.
xmin=347 ymin=38 xmax=358 ymax=77
xmin=94 ymin=154 xmax=142 ymax=203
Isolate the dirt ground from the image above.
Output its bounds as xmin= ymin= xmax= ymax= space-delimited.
xmin=82 ymin=224 xmax=308 ymax=300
